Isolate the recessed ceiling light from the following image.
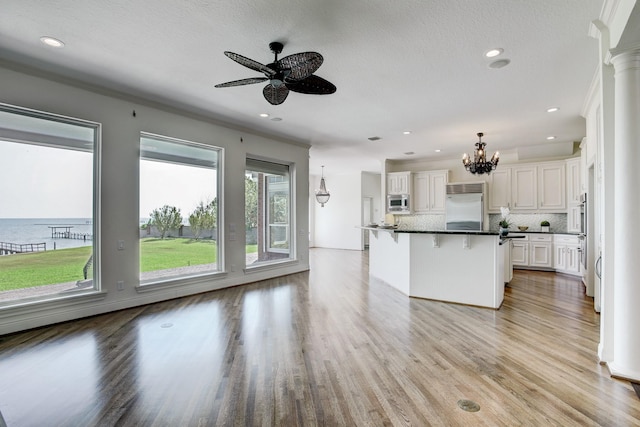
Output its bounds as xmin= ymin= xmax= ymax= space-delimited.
xmin=270 ymin=117 xmax=282 ymax=122
xmin=403 ymin=131 xmax=411 ymax=135
xmin=485 ymin=48 xmax=503 ymax=58
xmin=40 ymin=36 xmax=65 ymax=48
xmin=435 ymin=149 xmax=441 ymax=153
xmin=547 ymin=136 xmax=556 ymax=140
xmin=488 ymin=59 xmax=511 ymax=69
xmin=547 ymin=107 xmax=559 ymax=113
xmin=259 ymin=113 xmax=269 ymax=118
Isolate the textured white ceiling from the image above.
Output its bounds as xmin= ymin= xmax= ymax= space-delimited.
xmin=0 ymin=0 xmax=603 ymax=174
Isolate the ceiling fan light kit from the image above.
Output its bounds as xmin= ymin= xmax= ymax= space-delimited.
xmin=215 ymin=41 xmax=336 ymax=105
xmin=462 ymin=132 xmax=499 ymax=175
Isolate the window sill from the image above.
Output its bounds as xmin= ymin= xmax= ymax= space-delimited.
xmin=136 ymin=271 xmax=228 ymax=293
xmin=244 ymin=259 xmax=298 ymax=274
xmin=0 ymin=289 xmax=108 ymax=318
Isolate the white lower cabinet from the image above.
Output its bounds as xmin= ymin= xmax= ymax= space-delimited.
xmin=553 ymin=234 xmax=581 ymax=276
xmin=529 ymin=234 xmax=552 ymax=268
xmin=512 ymin=233 xmax=581 ymax=275
xmin=504 ymin=240 xmax=513 ymax=283
xmin=511 ymin=234 xmax=529 ymax=267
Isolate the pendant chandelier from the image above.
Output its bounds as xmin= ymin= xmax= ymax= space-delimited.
xmin=315 ymin=165 xmax=330 ymax=207
xmin=462 ymin=132 xmax=499 ymax=174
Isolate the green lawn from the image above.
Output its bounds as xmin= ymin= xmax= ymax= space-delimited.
xmin=140 ymin=238 xmax=218 ymax=271
xmin=0 ymin=239 xmax=259 ymax=292
xmin=0 ymin=246 xmax=93 ymax=291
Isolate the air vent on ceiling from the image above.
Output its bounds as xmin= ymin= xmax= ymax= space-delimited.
xmin=368 ymin=136 xmax=381 ymax=141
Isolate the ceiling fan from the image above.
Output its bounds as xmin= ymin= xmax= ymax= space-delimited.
xmin=215 ymin=42 xmax=336 ymax=105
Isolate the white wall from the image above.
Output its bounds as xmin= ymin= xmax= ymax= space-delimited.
xmin=311 ymin=172 xmax=363 ymax=250
xmin=0 ymin=63 xmax=310 ymax=334
xmin=362 ymin=172 xmax=382 ymax=223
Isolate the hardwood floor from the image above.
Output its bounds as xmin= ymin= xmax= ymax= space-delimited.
xmin=0 ymin=248 xmax=638 ymax=426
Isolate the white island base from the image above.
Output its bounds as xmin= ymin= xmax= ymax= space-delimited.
xmin=369 ymin=230 xmax=505 ymax=309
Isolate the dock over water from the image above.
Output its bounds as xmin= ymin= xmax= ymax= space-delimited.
xmin=48 ymin=226 xmax=93 ymax=241
xmin=0 ymin=242 xmax=46 ymax=255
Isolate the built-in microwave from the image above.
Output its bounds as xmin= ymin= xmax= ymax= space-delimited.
xmin=387 ymin=194 xmax=410 ymax=213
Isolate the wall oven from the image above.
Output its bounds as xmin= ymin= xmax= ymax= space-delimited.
xmin=579 ymin=193 xmax=587 ymax=269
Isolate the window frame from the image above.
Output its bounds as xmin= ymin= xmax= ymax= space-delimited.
xmin=245 ymin=157 xmax=295 ymax=269
xmin=0 ymin=102 xmax=102 ymax=304
xmin=139 ymin=132 xmax=223 ymax=285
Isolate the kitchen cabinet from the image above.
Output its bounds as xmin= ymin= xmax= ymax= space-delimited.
xmin=511 ymin=234 xmax=552 ymax=269
xmin=554 ymin=234 xmax=581 ymax=275
xmin=538 ymin=163 xmax=566 ymax=211
xmin=511 ymin=235 xmax=529 ymax=267
xmin=511 ymin=166 xmax=537 ymax=210
xmin=488 ymin=160 xmax=568 ymax=213
xmin=529 ymin=234 xmax=553 ymax=268
xmin=412 ymin=170 xmax=448 ymax=213
xmin=512 ymin=233 xmax=580 ymax=274
xmin=488 ymin=168 xmax=511 ymax=211
xmin=504 ymin=239 xmax=513 ymax=283
xmin=387 ymin=172 xmax=411 ymax=195
xmin=567 ymin=205 xmax=581 ymax=233
xmin=566 ymin=157 xmax=581 ymax=206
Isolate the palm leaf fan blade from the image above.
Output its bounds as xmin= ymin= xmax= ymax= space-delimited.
xmin=263 ymin=84 xmax=289 ymax=105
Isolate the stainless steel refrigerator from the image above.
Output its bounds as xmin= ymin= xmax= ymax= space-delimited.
xmin=445 ymin=183 xmax=484 ymax=231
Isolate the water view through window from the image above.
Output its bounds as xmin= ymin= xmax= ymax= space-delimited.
xmin=0 ymin=104 xmax=98 ymax=304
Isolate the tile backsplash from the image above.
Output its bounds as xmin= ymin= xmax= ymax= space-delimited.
xmin=394 ymin=212 xmax=567 ymax=232
xmin=396 ymin=214 xmax=445 ymax=230
xmin=489 ymin=213 xmax=567 ymax=233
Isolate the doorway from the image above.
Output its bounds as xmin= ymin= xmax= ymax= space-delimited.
xmin=362 ymin=197 xmax=373 ymax=249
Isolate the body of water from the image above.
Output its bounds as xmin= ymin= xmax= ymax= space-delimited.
xmin=0 ymin=218 xmax=93 ymax=250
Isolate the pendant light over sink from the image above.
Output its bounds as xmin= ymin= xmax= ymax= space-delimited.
xmin=462 ymin=132 xmax=499 ymax=174
xmin=315 ymin=166 xmax=330 ymax=207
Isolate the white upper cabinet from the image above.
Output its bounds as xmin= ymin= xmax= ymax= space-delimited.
xmin=387 ymin=171 xmax=411 ymax=195
xmin=412 ymin=172 xmax=429 ymax=212
xmin=488 ymin=160 xmax=568 ymax=213
xmin=566 ymin=157 xmax=581 ymax=206
xmin=429 ymin=171 xmax=448 ymax=212
xmin=512 ymin=166 xmax=537 ymax=210
xmin=488 ymin=168 xmax=512 ymax=211
xmin=567 ymin=205 xmax=581 ymax=233
xmin=412 ymin=170 xmax=448 ymax=213
xmin=537 ymin=162 xmax=566 ymax=211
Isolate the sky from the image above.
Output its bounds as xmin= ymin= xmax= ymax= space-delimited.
xmin=0 ymin=140 xmax=216 ymax=220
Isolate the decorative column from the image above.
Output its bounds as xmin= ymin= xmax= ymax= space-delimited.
xmin=610 ymin=48 xmax=640 ymax=381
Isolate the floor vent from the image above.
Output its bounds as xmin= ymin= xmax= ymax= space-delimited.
xmin=457 ymin=399 xmax=480 ymax=412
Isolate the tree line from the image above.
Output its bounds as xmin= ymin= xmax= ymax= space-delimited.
xmin=147 ymin=176 xmax=259 ymax=239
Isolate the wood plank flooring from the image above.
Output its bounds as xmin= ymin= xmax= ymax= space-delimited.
xmin=0 ymin=248 xmax=639 ymax=426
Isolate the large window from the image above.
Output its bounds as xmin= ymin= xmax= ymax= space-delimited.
xmin=139 ymin=133 xmax=221 ymax=283
xmin=0 ymin=104 xmax=99 ymax=304
xmin=245 ymin=158 xmax=292 ymax=266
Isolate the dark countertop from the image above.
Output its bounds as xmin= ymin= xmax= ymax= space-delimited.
xmin=362 ymin=227 xmax=579 ymax=236
xmin=395 ymin=229 xmax=499 ymax=236
xmin=505 ymin=230 xmax=579 ymax=235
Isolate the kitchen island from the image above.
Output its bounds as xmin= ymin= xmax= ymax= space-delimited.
xmin=366 ymin=228 xmax=505 ymax=309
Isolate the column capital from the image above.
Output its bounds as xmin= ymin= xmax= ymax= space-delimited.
xmin=607 ymin=47 xmax=640 ymax=69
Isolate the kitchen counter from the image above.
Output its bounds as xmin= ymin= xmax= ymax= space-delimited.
xmin=368 ymin=230 xmax=505 ymax=309
xmin=395 ymin=229 xmax=498 ymax=235
xmin=505 ymin=230 xmax=579 ymax=235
